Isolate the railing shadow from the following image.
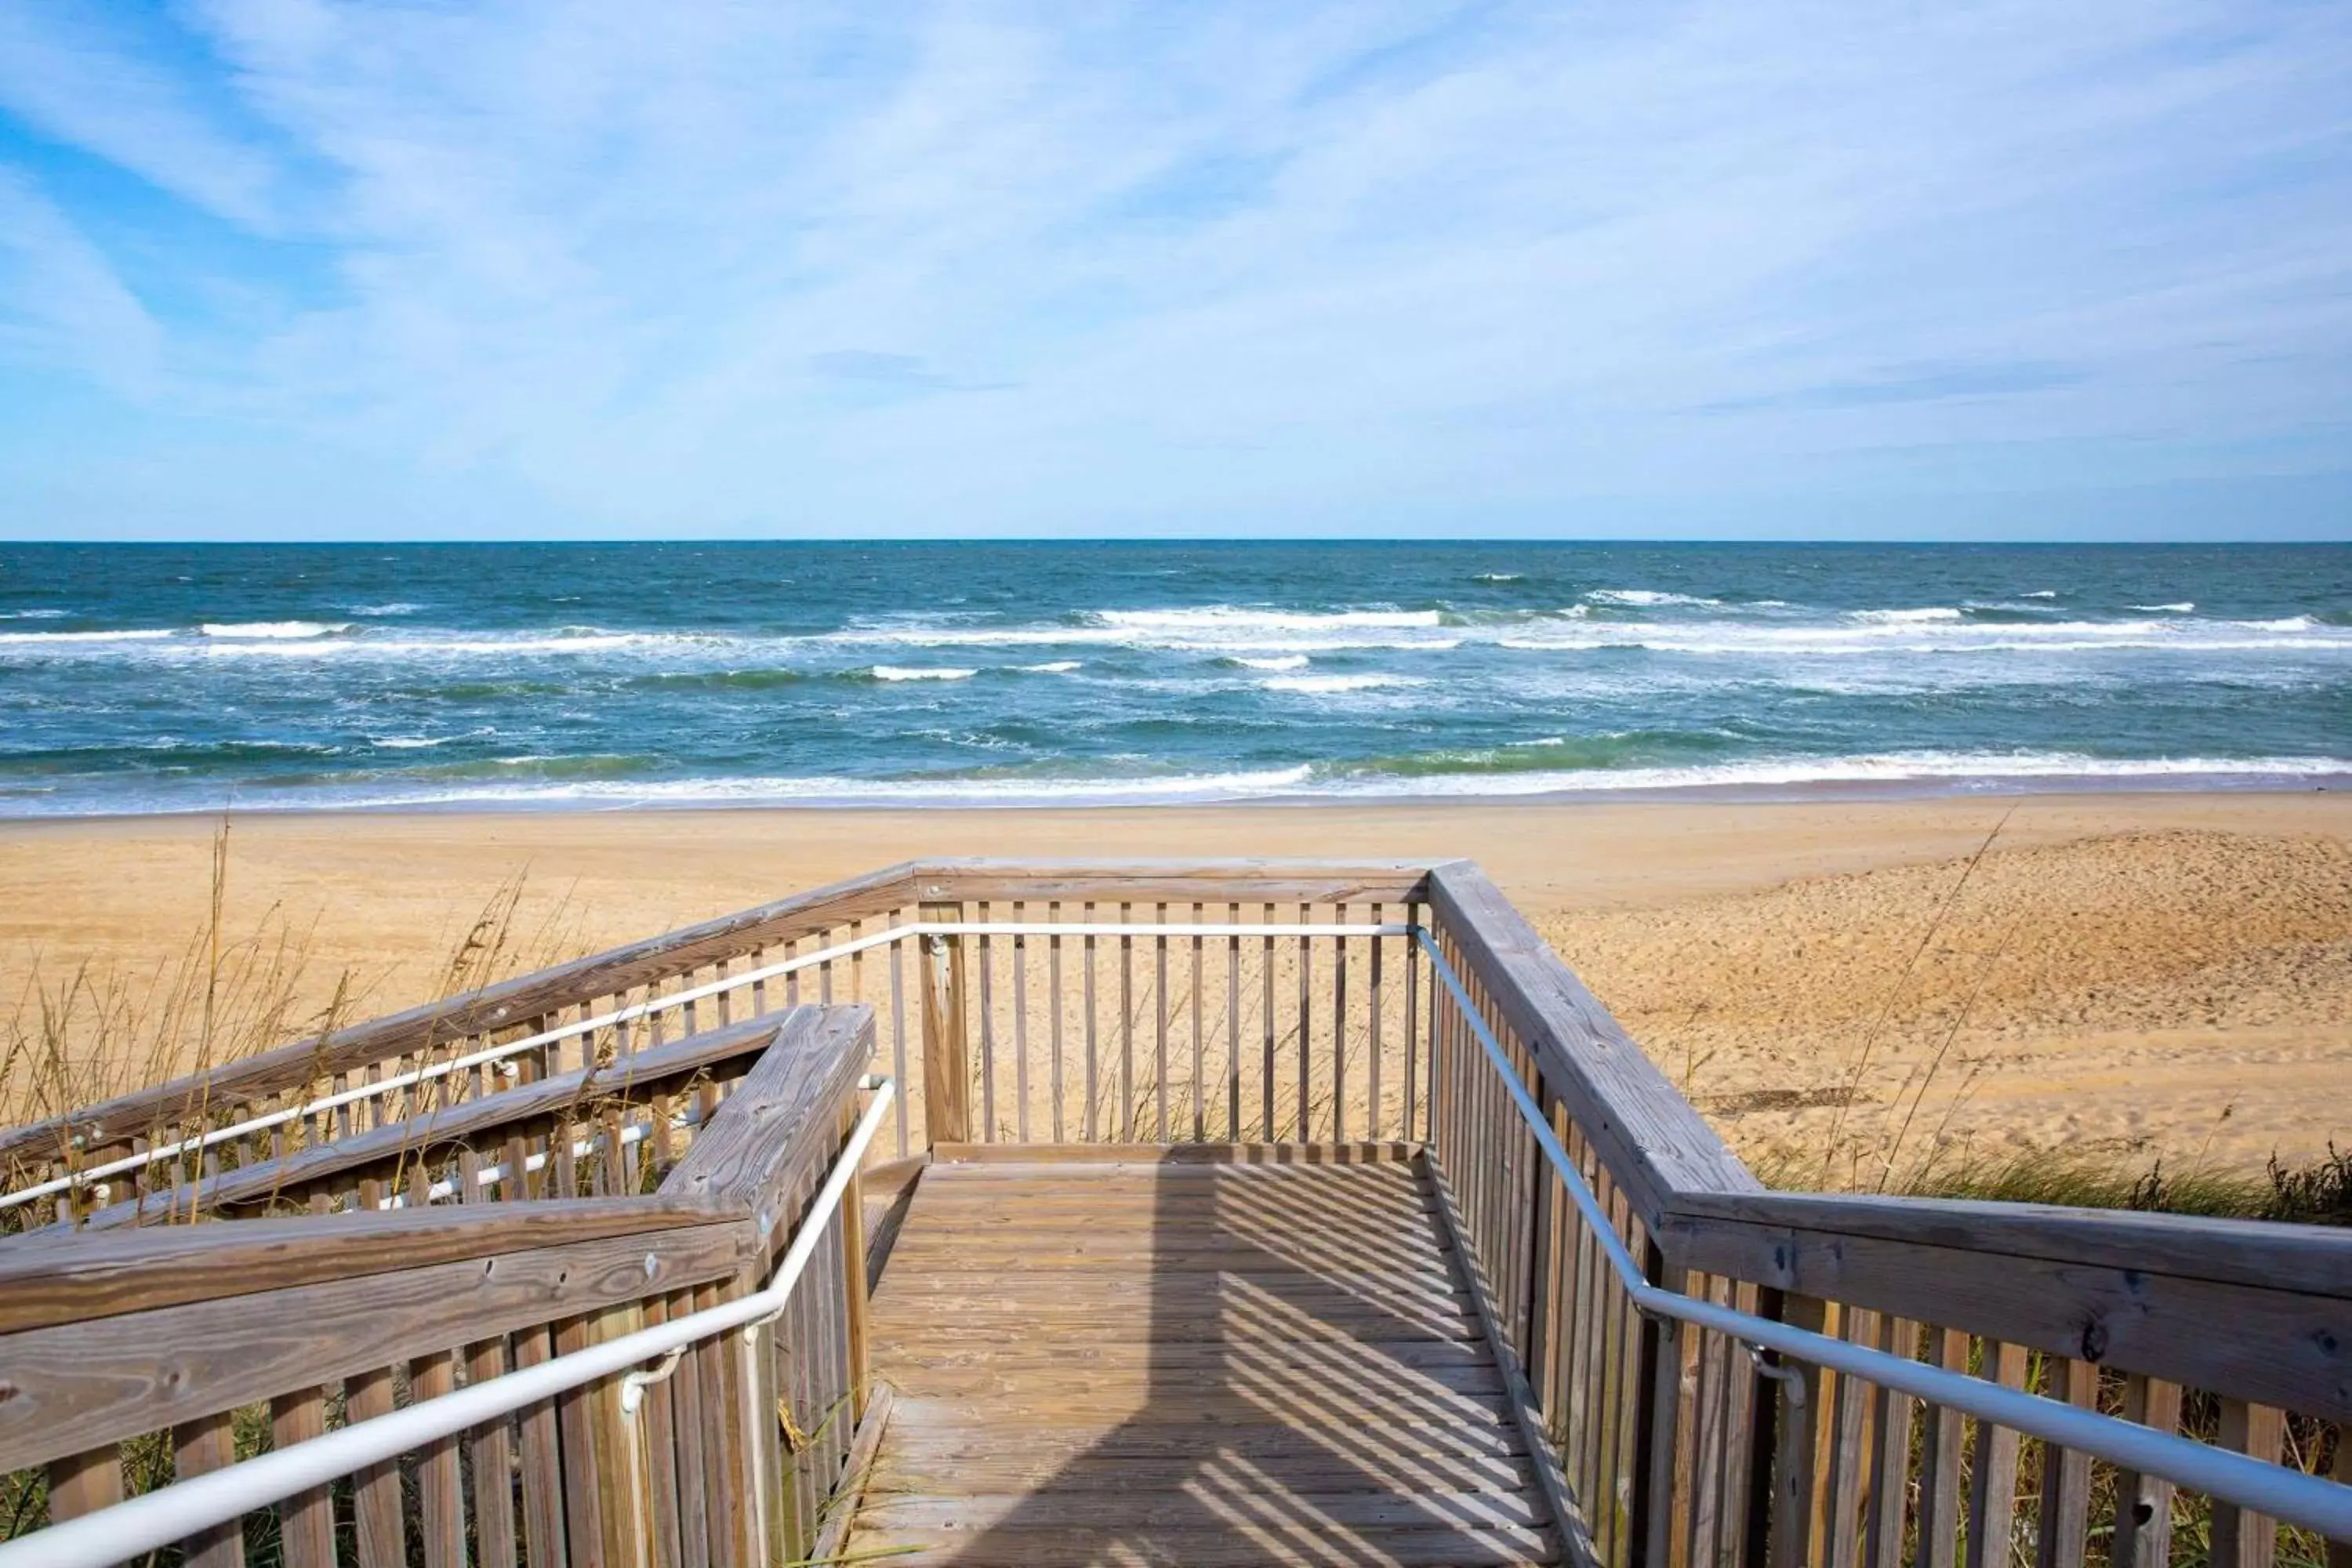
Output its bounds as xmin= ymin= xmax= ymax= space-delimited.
xmin=864 ymin=1152 xmax=1559 ymax=1566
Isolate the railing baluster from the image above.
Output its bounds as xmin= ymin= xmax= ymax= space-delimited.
xmin=2212 ymin=1398 xmax=2285 ymax=1568
xmin=1119 ymin=902 xmax=1134 ymax=1143
xmin=271 ymin=1388 xmax=338 ymax=1567
xmin=1154 ymin=902 xmax=1170 ymax=1142
xmin=1303 ymin=902 xmax=1321 ymax=1139
xmin=1190 ymin=902 xmax=1204 ymax=1144
xmin=1333 ymin=900 xmax=1348 ymax=1143
xmin=889 ymin=930 xmax=910 ymax=1157
xmin=1048 ymin=903 xmax=1066 ymax=1143
xmin=1261 ymin=903 xmax=1276 ymax=1142
xmin=1368 ymin=902 xmax=1385 ymax=1142
xmin=1013 ymin=902 xmax=1031 ymax=1144
xmin=1963 ymin=1341 xmax=2031 ymax=1568
xmin=1083 ymin=903 xmax=1100 ymax=1144
xmin=1864 ymin=1317 xmax=1918 ymax=1568
xmin=1225 ymin=903 xmax=1241 ymax=1142
xmin=2108 ymin=1373 xmax=2181 ymax=1567
xmin=978 ymin=900 xmax=996 ymax=1143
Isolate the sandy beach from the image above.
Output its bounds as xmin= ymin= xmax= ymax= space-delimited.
xmin=3 ymin=791 xmax=2347 ymax=1178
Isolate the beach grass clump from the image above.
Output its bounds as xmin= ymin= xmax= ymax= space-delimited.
xmin=1893 ymin=1145 xmax=2352 ymax=1227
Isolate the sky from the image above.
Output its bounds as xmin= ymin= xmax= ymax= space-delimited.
xmin=1 ymin=2 xmax=2349 ymax=543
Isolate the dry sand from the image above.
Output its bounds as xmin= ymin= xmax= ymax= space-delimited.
xmin=2 ymin=793 xmax=2346 ymax=1178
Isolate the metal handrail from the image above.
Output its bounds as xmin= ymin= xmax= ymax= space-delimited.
xmin=5 ymin=917 xmax=1411 ymax=1214
xmin=1413 ymin=931 xmax=2352 ymax=1543
xmin=0 ymin=1076 xmax=898 ymax=1568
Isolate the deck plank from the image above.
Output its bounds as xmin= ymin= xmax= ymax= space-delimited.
xmin=850 ymin=1156 xmax=1564 ymax=1566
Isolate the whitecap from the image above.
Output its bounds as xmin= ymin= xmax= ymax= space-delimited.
xmin=0 ymin=628 xmax=173 ymax=644
xmin=871 ymin=665 xmax=978 ymax=681
xmin=1229 ymin=655 xmax=1309 ymax=671
xmin=0 ymin=608 xmax=67 ymax=620
xmin=2130 ymin=603 xmax=2195 ymax=614
xmin=1096 ymin=606 xmax=1441 ymax=631
xmin=1849 ymin=608 xmax=1963 ymax=623
xmin=2024 ymin=590 xmax=2060 ymax=600
xmin=1263 ymin=673 xmax=1424 ymax=694
xmin=199 ymin=621 xmax=350 ymax=639
xmin=1018 ymin=661 xmax=1081 ymax=673
xmin=349 ymin=603 xmax=421 ymax=617
xmin=1472 ymin=572 xmax=1523 ymax=583
xmin=1585 ymin=589 xmax=1722 ymax=608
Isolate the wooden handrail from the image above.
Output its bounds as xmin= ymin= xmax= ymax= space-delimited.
xmin=1424 ymin=858 xmax=1761 ymax=1228
xmin=72 ymin=1014 xmax=789 ymax=1230
xmin=0 ymin=861 xmax=922 ymax=1167
xmin=0 ymin=1195 xmax=740 ymax=1334
xmin=1656 ymin=1188 xmax=2352 ymax=1424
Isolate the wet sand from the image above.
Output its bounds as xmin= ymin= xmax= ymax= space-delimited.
xmin=3 ymin=792 xmax=2346 ymax=1175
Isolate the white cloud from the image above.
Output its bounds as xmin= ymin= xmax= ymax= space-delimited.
xmin=2 ymin=0 xmax=2349 ymax=533
xmin=0 ymin=165 xmax=163 ymax=394
xmin=0 ymin=9 xmax=281 ymax=229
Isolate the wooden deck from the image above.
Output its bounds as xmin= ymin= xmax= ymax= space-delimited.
xmin=849 ymin=1151 xmax=1566 ymax=1566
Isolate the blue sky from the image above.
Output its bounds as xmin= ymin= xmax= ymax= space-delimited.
xmin=1 ymin=2 xmax=2348 ymax=542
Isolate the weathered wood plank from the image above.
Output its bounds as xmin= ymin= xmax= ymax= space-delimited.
xmin=0 ymin=1194 xmax=735 ymax=1333
xmin=0 ymin=1217 xmax=756 ymax=1472
xmin=79 ymin=1015 xmax=788 ymax=1229
xmin=1656 ymin=1208 xmax=2352 ymax=1424
xmin=1424 ymin=861 xmax=1761 ymax=1233
xmin=655 ymin=1007 xmax=873 ymax=1221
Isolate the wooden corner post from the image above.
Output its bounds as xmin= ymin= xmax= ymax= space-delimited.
xmin=919 ymin=901 xmax=970 ymax=1147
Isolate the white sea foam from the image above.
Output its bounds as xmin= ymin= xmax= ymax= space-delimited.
xmin=373 ymin=736 xmax=450 ymax=750
xmin=2024 ymin=590 xmax=2060 ymax=599
xmin=27 ymin=752 xmax=2350 ymax=819
xmin=1098 ymin=606 xmax=1442 ymax=631
xmin=1473 ymin=572 xmax=1524 ymax=583
xmin=1850 ymin=607 xmax=1963 ymax=623
xmin=349 ymin=602 xmax=422 ymax=617
xmin=0 ymin=628 xmax=173 ymax=644
xmin=1018 ymin=660 xmax=1081 ymax=673
xmin=1231 ymin=655 xmax=1309 ymax=671
xmin=871 ymin=665 xmax=978 ymax=681
xmin=199 ymin=621 xmax=350 ymax=638
xmin=1585 ymin=589 xmax=1722 ymax=608
xmin=1263 ymin=673 xmax=1423 ymax=694
xmin=0 ymin=609 xmax=67 ymax=619
xmin=2132 ymin=603 xmax=2195 ymax=614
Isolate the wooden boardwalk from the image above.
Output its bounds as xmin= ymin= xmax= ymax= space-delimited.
xmin=849 ymin=1152 xmax=1566 ymax=1566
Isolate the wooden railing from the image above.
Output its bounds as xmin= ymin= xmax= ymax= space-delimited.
xmin=3 ymin=858 xmax=2347 ymax=1567
xmin=0 ymin=1005 xmax=879 ymax=1567
xmin=1417 ymin=861 xmax=2352 ymax=1568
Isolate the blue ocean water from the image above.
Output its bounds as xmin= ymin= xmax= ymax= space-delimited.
xmin=0 ymin=542 xmax=2346 ymax=816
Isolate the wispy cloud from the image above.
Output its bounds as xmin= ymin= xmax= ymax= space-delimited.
xmin=0 ymin=0 xmax=2347 ymax=536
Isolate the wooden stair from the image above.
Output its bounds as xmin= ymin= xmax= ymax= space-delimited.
xmin=848 ymin=1154 xmax=1566 ymax=1566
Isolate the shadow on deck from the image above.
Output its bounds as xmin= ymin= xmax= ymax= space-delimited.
xmin=849 ymin=1149 xmax=1564 ymax=1566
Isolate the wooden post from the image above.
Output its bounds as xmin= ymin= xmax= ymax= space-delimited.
xmin=919 ymin=901 xmax=970 ymax=1147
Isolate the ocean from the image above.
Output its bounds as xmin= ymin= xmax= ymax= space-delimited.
xmin=1 ymin=541 xmax=2346 ymax=817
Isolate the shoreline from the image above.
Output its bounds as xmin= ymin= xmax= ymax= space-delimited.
xmin=2 ymin=770 xmax=2347 ymax=825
